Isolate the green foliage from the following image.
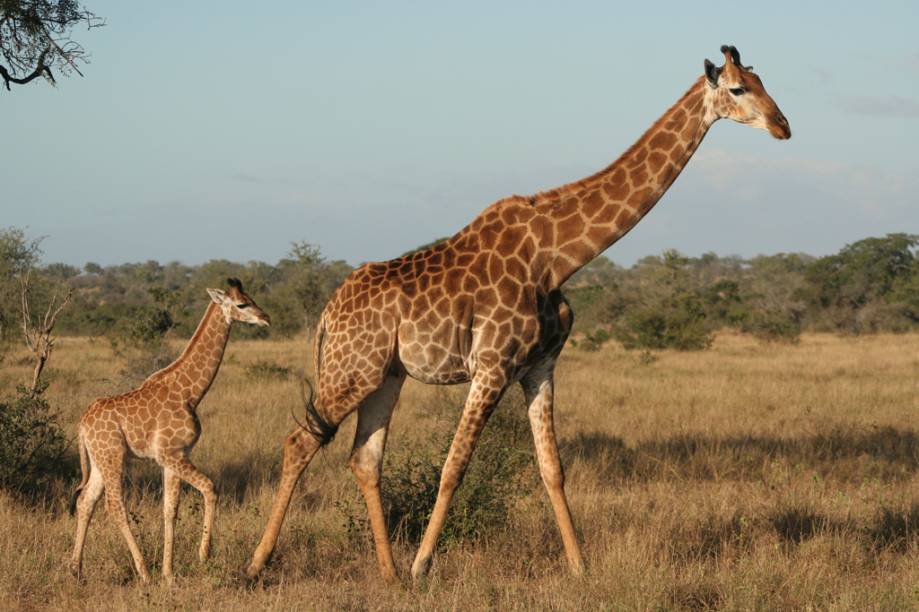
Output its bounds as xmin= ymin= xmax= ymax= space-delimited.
xmin=612 ymin=250 xmax=714 ymax=351
xmin=0 ymin=227 xmax=42 ymax=345
xmin=128 ymin=286 xmax=182 ymax=345
xmin=615 ymin=291 xmax=713 ymax=351
xmin=740 ymin=310 xmax=801 ymax=343
xmin=0 ymin=385 xmax=68 ymax=496
xmin=346 ymin=390 xmax=536 ymax=547
xmin=805 ymin=234 xmax=918 ymax=332
xmin=579 ymin=328 xmax=611 ymax=352
xmin=3 ymin=226 xmax=917 ymax=351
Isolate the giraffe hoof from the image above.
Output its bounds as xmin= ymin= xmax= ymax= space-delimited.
xmin=68 ymin=562 xmax=85 ymax=584
xmin=380 ymin=568 xmax=401 ymax=586
xmin=242 ymin=563 xmax=262 ymax=581
xmin=410 ymin=555 xmax=432 ymax=582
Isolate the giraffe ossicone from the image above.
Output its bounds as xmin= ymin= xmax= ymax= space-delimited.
xmin=69 ymin=278 xmax=269 ymax=583
xmin=245 ymin=45 xmax=790 ymax=582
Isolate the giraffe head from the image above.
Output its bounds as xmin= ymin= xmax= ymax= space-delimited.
xmin=206 ymin=278 xmax=271 ymax=327
xmin=704 ymin=45 xmax=791 ymax=140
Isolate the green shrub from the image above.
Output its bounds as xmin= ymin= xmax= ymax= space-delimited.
xmin=579 ymin=328 xmax=611 ymax=352
xmin=344 ymin=389 xmax=537 ymax=548
xmin=614 ymin=292 xmax=713 ymax=351
xmin=740 ymin=310 xmax=801 ymax=343
xmin=0 ymin=385 xmax=69 ymax=497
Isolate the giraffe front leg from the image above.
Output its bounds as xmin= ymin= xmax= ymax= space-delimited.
xmin=161 ymin=467 xmax=181 ymax=582
xmin=161 ymin=455 xmax=216 ymax=563
xmin=522 ymin=364 xmax=585 ymax=576
xmin=245 ymin=427 xmax=322 ymax=578
xmin=410 ymin=373 xmax=505 ymax=581
xmin=349 ymin=374 xmax=405 ymax=583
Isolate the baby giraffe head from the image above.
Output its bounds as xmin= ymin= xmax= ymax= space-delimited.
xmin=207 ymin=277 xmax=271 ymax=326
xmin=704 ymin=45 xmax=791 ymax=139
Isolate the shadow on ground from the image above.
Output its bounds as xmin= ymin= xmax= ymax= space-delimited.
xmin=561 ymin=426 xmax=918 ymax=484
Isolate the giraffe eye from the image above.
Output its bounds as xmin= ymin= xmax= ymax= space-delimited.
xmin=729 ymin=87 xmax=746 ymax=96
xmin=237 ymin=303 xmax=249 ymax=309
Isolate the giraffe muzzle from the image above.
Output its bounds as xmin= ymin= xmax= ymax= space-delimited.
xmin=771 ymin=112 xmax=791 ymax=140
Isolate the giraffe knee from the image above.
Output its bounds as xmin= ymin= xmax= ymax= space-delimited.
xmin=283 ymin=430 xmax=318 ymax=467
xmin=348 ymin=453 xmax=380 ymax=489
xmin=541 ymin=465 xmax=565 ymax=490
xmin=104 ymin=495 xmax=124 ymax=516
xmin=199 ymin=478 xmax=216 ymax=502
xmin=439 ymin=469 xmax=463 ymax=493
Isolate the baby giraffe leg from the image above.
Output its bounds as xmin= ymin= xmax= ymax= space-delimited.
xmin=69 ymin=465 xmax=104 ymax=580
xmin=161 ymin=467 xmax=181 ymax=582
xmin=161 ymin=454 xmax=216 ymax=562
xmin=99 ymin=450 xmax=150 ymax=582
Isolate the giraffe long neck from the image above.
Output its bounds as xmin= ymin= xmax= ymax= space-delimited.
xmin=171 ymin=302 xmax=232 ymax=407
xmin=534 ymin=76 xmax=714 ymax=288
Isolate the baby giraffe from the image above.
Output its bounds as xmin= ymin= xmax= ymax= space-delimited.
xmin=69 ymin=278 xmax=270 ymax=583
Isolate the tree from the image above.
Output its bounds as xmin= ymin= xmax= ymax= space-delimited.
xmin=805 ymin=234 xmax=918 ymax=332
xmin=0 ymin=0 xmax=103 ymax=91
xmin=0 ymin=226 xmax=41 ymax=344
xmin=20 ymin=270 xmax=71 ymax=395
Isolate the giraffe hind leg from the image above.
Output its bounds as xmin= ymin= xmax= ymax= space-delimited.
xmin=348 ymin=373 xmax=406 ymax=582
xmin=245 ymin=426 xmax=324 ymax=578
xmin=522 ymin=364 xmax=585 ymax=575
xmin=69 ymin=457 xmax=104 ymax=581
xmin=246 ymin=369 xmax=392 ymax=579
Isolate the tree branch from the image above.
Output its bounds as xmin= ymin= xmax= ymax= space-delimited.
xmin=0 ymin=47 xmax=54 ymax=91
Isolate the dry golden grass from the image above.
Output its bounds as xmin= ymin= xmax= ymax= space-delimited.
xmin=0 ymin=332 xmax=917 ymax=610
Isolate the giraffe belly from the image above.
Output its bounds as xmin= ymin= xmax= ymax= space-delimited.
xmin=398 ymin=343 xmax=470 ymax=385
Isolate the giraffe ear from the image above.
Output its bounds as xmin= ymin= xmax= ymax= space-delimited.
xmin=207 ymin=288 xmax=226 ymax=304
xmin=704 ymin=59 xmax=721 ymax=88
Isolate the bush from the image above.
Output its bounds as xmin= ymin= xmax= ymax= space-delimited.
xmin=614 ymin=292 xmax=713 ymax=351
xmin=579 ymin=328 xmax=611 ymax=352
xmin=0 ymin=385 xmax=69 ymax=497
xmin=740 ymin=310 xmax=801 ymax=343
xmin=344 ymin=389 xmax=537 ymax=548
xmin=854 ymin=301 xmax=916 ymax=334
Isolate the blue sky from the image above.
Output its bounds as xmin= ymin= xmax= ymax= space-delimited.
xmin=3 ymin=2 xmax=918 ymax=268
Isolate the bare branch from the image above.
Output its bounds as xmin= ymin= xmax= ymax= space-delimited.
xmin=18 ymin=269 xmax=72 ymax=396
xmin=0 ymin=46 xmax=54 ymax=90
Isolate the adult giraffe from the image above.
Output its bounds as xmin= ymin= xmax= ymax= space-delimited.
xmin=246 ymin=45 xmax=790 ymax=582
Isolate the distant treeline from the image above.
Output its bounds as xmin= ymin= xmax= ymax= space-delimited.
xmin=1 ymin=229 xmax=917 ymax=351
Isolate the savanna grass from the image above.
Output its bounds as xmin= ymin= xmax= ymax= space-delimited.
xmin=0 ymin=331 xmax=916 ymax=610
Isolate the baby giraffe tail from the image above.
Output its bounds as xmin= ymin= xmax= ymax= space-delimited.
xmin=69 ymin=429 xmax=90 ymax=516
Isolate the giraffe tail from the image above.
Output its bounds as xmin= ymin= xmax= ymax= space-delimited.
xmin=294 ymin=316 xmax=338 ymax=446
xmin=68 ymin=428 xmax=90 ymax=516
